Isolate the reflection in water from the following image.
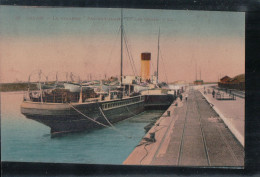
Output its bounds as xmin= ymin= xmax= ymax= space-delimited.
xmin=1 ymin=92 xmax=165 ymax=164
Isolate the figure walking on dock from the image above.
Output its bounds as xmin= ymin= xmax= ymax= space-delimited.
xmin=180 ymin=94 xmax=183 ymax=101
xmin=212 ymin=90 xmax=215 ymax=98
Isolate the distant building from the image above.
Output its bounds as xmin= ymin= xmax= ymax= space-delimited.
xmin=220 ymin=76 xmax=231 ymax=84
xmin=218 ymin=74 xmax=244 ymax=90
xmin=170 ymin=80 xmax=188 ymax=85
xmin=194 ymin=80 xmax=204 ymax=85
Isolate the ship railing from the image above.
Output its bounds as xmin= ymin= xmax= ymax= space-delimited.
xmin=102 ymin=96 xmax=143 ymax=110
xmin=26 ymin=90 xmax=99 ymax=103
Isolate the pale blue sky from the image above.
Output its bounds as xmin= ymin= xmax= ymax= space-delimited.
xmin=0 ymin=6 xmax=245 ymax=83
xmin=1 ymin=7 xmax=244 ymax=38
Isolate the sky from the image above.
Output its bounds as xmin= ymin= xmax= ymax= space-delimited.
xmin=0 ymin=6 xmax=245 ymax=83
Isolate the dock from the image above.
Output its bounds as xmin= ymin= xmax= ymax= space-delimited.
xmin=123 ymin=89 xmax=244 ymax=166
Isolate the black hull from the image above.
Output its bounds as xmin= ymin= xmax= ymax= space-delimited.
xmin=42 ymin=103 xmax=143 ymax=134
xmin=21 ymin=97 xmax=145 ymax=135
xmin=144 ymin=94 xmax=176 ymax=110
xmin=21 ymin=94 xmax=176 ymax=135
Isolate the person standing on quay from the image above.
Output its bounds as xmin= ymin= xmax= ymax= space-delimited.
xmin=212 ymin=90 xmax=215 ymax=98
xmin=180 ymin=94 xmax=183 ymax=101
xmin=185 ymin=94 xmax=188 ymax=101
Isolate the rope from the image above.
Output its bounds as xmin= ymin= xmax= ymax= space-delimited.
xmin=98 ymin=106 xmax=134 ymax=138
xmin=123 ymin=28 xmax=137 ymax=75
xmin=98 ymin=107 xmax=115 ymax=128
xmin=126 ymin=106 xmax=138 ymax=117
xmin=68 ymin=103 xmax=110 ymax=128
xmin=104 ymin=27 xmax=121 ymax=77
xmin=139 ymin=142 xmax=153 ymax=165
xmin=159 ymin=48 xmax=169 ymax=84
xmin=69 ymin=103 xmax=134 ymax=138
xmin=124 ymin=31 xmax=137 ymax=74
xmin=124 ymin=31 xmax=136 ymax=76
xmin=139 ymin=99 xmax=178 ymax=164
xmin=150 ymin=61 xmax=155 ymax=76
xmin=137 ymin=111 xmax=170 ymax=164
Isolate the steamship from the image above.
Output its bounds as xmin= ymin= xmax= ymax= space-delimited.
xmin=20 ymin=10 xmax=148 ymax=135
xmin=21 ymin=87 xmax=145 ymax=135
xmin=20 ymin=11 xmax=175 ymax=135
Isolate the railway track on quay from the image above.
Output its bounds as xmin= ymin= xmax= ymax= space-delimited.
xmin=124 ymin=89 xmax=244 ymax=166
xmin=176 ymin=90 xmax=242 ymax=166
xmin=177 ymin=90 xmax=211 ymax=166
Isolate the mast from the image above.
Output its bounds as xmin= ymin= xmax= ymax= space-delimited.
xmin=56 ymin=72 xmax=58 ymax=84
xmin=27 ymin=75 xmax=31 ymax=95
xmin=200 ymin=67 xmax=201 ymax=80
xmin=195 ymin=60 xmax=197 ymax=81
xmin=156 ymin=28 xmax=160 ymax=84
xmin=66 ymin=72 xmax=68 ymax=83
xmin=39 ymin=70 xmax=43 ymax=104
xmin=120 ymin=9 xmax=123 ymax=86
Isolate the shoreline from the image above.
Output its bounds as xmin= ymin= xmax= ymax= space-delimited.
xmin=0 ymin=83 xmax=37 ymax=92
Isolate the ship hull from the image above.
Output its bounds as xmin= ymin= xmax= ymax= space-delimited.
xmin=144 ymin=94 xmax=176 ymax=110
xmin=21 ymin=96 xmax=145 ymax=135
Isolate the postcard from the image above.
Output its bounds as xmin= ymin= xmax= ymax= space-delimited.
xmin=1 ymin=6 xmax=245 ymax=167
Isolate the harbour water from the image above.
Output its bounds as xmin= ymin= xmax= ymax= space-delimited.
xmin=1 ymin=92 xmax=165 ymax=164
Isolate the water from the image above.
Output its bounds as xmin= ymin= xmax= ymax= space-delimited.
xmin=1 ymin=92 xmax=165 ymax=164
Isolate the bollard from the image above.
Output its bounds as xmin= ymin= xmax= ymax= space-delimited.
xmin=149 ymin=132 xmax=156 ymax=142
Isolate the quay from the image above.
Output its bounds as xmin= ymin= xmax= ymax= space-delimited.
xmin=200 ymin=87 xmax=245 ymax=146
xmin=123 ymin=88 xmax=244 ymax=166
